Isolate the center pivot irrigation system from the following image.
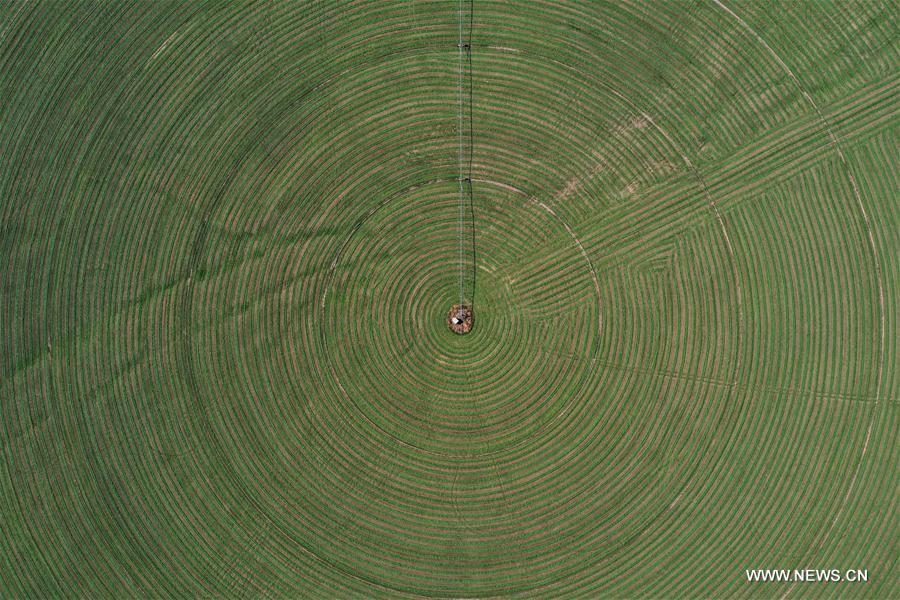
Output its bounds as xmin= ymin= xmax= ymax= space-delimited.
xmin=456 ymin=0 xmax=475 ymax=315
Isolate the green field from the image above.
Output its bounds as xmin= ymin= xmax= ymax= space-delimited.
xmin=1 ymin=1 xmax=897 ymax=598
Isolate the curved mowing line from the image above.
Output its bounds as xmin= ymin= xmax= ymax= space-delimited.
xmin=472 ymin=179 xmax=604 ymax=339
xmin=709 ymin=3 xmax=886 ymax=596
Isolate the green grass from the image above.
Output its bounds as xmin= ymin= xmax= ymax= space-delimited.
xmin=1 ymin=1 xmax=897 ymax=598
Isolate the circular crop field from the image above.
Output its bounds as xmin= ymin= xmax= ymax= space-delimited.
xmin=0 ymin=1 xmax=897 ymax=598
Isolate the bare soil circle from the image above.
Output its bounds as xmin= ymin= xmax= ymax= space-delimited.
xmin=447 ymin=303 xmax=473 ymax=334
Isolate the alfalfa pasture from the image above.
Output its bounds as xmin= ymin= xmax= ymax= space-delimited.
xmin=0 ymin=1 xmax=897 ymax=598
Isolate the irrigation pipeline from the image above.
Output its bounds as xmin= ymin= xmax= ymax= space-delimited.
xmin=456 ymin=0 xmax=465 ymax=305
xmin=456 ymin=0 xmax=473 ymax=307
